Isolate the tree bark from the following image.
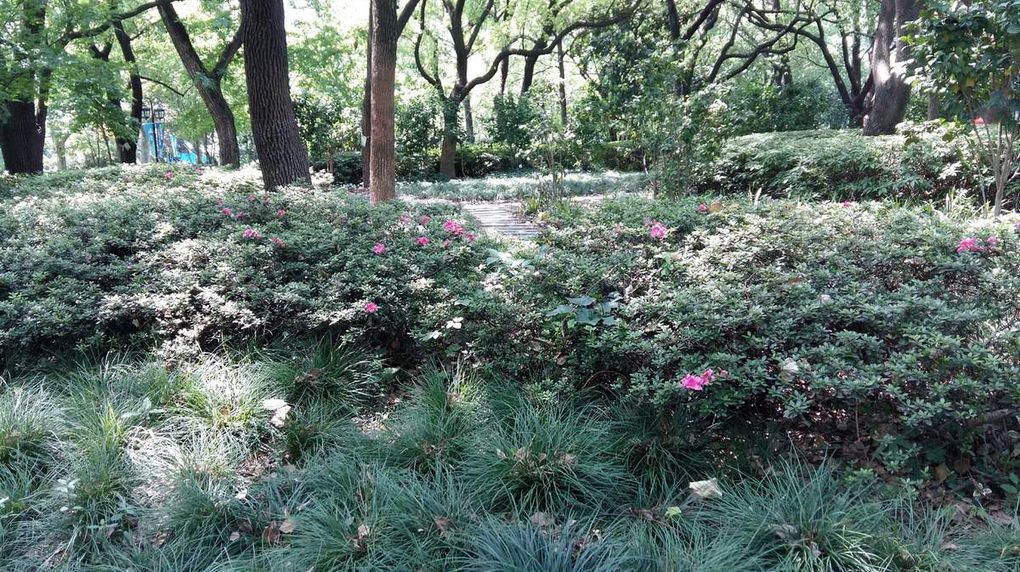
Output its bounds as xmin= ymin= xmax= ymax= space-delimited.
xmin=158 ymin=3 xmax=242 ymax=166
xmin=240 ymin=0 xmax=310 ymax=189
xmin=369 ymin=0 xmax=398 ymax=203
xmin=114 ymin=19 xmax=143 ymax=163
xmin=557 ymin=40 xmax=568 ymax=125
xmin=362 ymin=6 xmax=374 ymax=189
xmin=463 ymin=95 xmax=475 ymax=143
xmin=439 ymin=98 xmax=459 ymax=178
xmin=0 ymin=1 xmax=47 ymax=174
xmin=862 ymin=0 xmax=921 ymax=135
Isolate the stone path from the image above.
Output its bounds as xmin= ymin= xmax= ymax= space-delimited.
xmin=461 ymin=202 xmax=541 ymax=241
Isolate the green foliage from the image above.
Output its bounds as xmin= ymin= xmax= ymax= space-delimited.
xmin=470 ymin=194 xmax=1020 ymax=471
xmin=0 ymin=165 xmax=486 ymax=362
xmin=487 ymin=94 xmax=541 ymax=155
xmin=701 ymin=128 xmax=982 ymax=201
xmin=725 ymin=77 xmax=850 ymax=135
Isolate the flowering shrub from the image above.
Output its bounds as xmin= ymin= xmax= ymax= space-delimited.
xmin=0 ymin=167 xmax=486 ymax=363
xmin=469 ymin=195 xmax=1020 ymax=466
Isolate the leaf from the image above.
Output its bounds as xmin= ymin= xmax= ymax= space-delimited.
xmin=567 ymin=295 xmax=596 ymax=307
xmin=546 ymin=304 xmax=575 ymax=317
xmin=689 ymin=478 xmax=723 ymax=499
xmin=279 ymin=519 xmax=296 ymax=534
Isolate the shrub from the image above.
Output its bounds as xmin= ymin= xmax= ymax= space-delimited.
xmin=0 ymin=166 xmax=487 ymax=363
xmin=469 ymin=195 xmax=1020 ymax=474
xmin=699 ymin=127 xmax=981 ymax=202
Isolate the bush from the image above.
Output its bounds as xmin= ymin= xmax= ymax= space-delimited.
xmin=699 ymin=127 xmax=981 ymax=201
xmin=0 ymin=165 xmax=488 ymax=363
xmin=466 ymin=195 xmax=1020 ymax=473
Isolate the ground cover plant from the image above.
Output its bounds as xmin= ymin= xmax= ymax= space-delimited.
xmin=3 ymin=165 xmax=1020 ymax=570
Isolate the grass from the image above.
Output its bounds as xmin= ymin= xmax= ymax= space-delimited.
xmin=3 ymin=167 xmax=1019 ymax=570
xmin=2 ymin=349 xmax=1018 ymax=570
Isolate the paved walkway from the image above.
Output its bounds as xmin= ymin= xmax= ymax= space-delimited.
xmin=461 ymin=202 xmax=541 ymax=241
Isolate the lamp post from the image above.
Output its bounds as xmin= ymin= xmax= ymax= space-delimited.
xmin=141 ymin=103 xmax=166 ymax=162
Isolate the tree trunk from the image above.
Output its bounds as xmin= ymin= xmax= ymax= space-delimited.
xmin=499 ymin=57 xmax=509 ymax=95
xmin=362 ymin=6 xmax=374 ymax=189
xmin=520 ymin=51 xmax=542 ymax=95
xmin=439 ymin=98 xmax=459 ymax=178
xmin=369 ymin=0 xmax=398 ymax=203
xmin=159 ymin=4 xmax=242 ymax=166
xmin=557 ymin=40 xmax=568 ymax=125
xmin=114 ymin=20 xmax=142 ymax=163
xmin=0 ymin=2 xmax=47 ymax=174
xmin=0 ymin=100 xmax=46 ymax=173
xmin=463 ymin=95 xmax=475 ymax=143
xmin=240 ymin=0 xmax=310 ymax=189
xmin=862 ymin=0 xmax=920 ymax=135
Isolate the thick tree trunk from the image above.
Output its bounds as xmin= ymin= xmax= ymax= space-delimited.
xmin=362 ymin=6 xmax=374 ymax=189
xmin=1 ymin=1 xmax=47 ymax=174
xmin=863 ymin=0 xmax=920 ymax=135
xmin=240 ymin=0 xmax=310 ymax=189
xmin=369 ymin=0 xmax=398 ymax=203
xmin=439 ymin=98 xmax=459 ymax=178
xmin=159 ymin=4 xmax=242 ymax=166
xmin=0 ymin=100 xmax=46 ymax=174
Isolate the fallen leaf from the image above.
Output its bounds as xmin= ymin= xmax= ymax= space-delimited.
xmin=433 ymin=516 xmax=453 ymax=534
xmin=263 ymin=398 xmax=288 ymax=411
xmin=530 ymin=512 xmax=555 ymax=528
xmin=689 ymin=478 xmax=723 ymax=500
xmin=279 ymin=519 xmax=296 ymax=534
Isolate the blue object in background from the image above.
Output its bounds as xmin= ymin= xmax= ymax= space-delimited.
xmin=142 ymin=122 xmax=201 ymax=165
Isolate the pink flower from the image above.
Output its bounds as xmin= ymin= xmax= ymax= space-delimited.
xmin=276 ymin=209 xmax=286 ymax=218
xmin=248 ymin=194 xmax=257 ymax=202
xmin=841 ymin=201 xmax=854 ymax=208
xmin=235 ymin=212 xmax=247 ymax=220
xmin=416 ymin=236 xmax=430 ymax=246
xmin=700 ymin=369 xmax=715 ymax=384
xmin=215 ymin=198 xmax=225 ymax=206
xmin=465 ymin=233 xmax=476 ymax=242
xmin=364 ymin=301 xmax=379 ymax=313
xmin=270 ymin=237 xmax=285 ymax=247
xmin=165 ymin=170 xmax=175 ymax=179
xmin=986 ymin=236 xmax=1000 ymax=249
xmin=649 ymin=221 xmax=667 ymax=240
xmin=220 ymin=207 xmax=234 ymax=217
xmin=443 ymin=239 xmax=451 ymax=248
xmin=420 ymin=215 xmax=432 ymax=225
xmin=681 ymin=374 xmax=707 ymax=391
xmin=956 ymin=237 xmax=983 ymax=253
xmin=399 ymin=214 xmax=412 ymax=226
xmin=443 ymin=219 xmax=465 ymax=236
xmin=372 ymin=242 xmax=387 ymax=255
xmin=697 ymin=203 xmax=709 ymax=214
xmin=243 ymin=228 xmax=263 ymax=240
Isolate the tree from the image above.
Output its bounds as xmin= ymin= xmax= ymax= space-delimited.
xmin=239 ymin=0 xmax=309 ymax=189
xmin=157 ymin=2 xmax=243 ymax=166
xmin=0 ymin=0 xmax=170 ymax=173
xmin=862 ymin=0 xmax=920 ymax=135
xmin=910 ymin=0 xmax=1020 ymax=217
xmin=414 ymin=0 xmax=635 ymax=177
xmin=369 ymin=0 xmax=421 ymax=203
